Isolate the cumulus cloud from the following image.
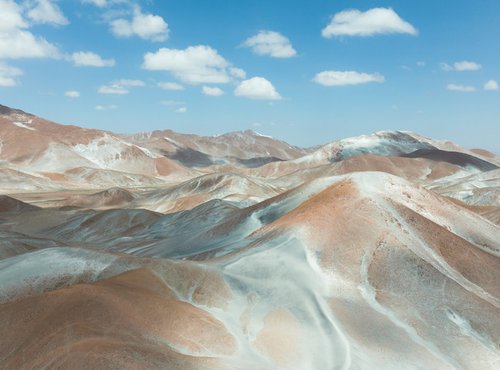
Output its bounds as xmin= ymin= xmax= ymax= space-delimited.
xmin=0 ymin=0 xmax=26 ymax=31
xmin=322 ymin=8 xmax=417 ymax=38
xmin=0 ymin=0 xmax=60 ymax=59
xmin=143 ymin=45 xmax=240 ymax=84
xmin=0 ymin=30 xmax=59 ymax=59
xmin=446 ymin=84 xmax=476 ymax=92
xmin=484 ymin=80 xmax=498 ymax=91
xmin=242 ymin=30 xmax=296 ymax=58
xmin=313 ymin=70 xmax=385 ymax=86
xmin=64 ymin=90 xmax=80 ymax=98
xmin=234 ymin=77 xmax=282 ymax=100
xmin=71 ymin=51 xmax=115 ymax=67
xmin=202 ymin=86 xmax=224 ymax=96
xmin=27 ymin=0 xmax=69 ymax=26
xmin=98 ymin=79 xmax=144 ymax=94
xmin=175 ymin=107 xmax=187 ymax=113
xmin=110 ymin=6 xmax=168 ymax=42
xmin=440 ymin=61 xmax=481 ymax=72
xmin=157 ymin=82 xmax=184 ymax=90
xmin=0 ymin=62 xmax=23 ymax=87
xmin=96 ymin=104 xmax=117 ymax=111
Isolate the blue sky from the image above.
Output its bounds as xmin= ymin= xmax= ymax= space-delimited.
xmin=1 ymin=0 xmax=499 ymax=150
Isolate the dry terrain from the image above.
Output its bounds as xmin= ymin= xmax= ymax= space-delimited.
xmin=0 ymin=104 xmax=499 ymax=369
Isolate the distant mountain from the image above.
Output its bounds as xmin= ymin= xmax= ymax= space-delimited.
xmin=0 ymin=104 xmax=310 ymax=189
xmin=125 ymin=128 xmax=310 ymax=168
xmin=0 ymin=103 xmax=498 ymax=207
xmin=0 ymin=104 xmax=193 ymax=189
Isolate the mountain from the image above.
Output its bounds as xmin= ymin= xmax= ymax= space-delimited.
xmin=0 ymin=105 xmax=312 ymax=191
xmin=0 ymin=104 xmax=192 ymax=190
xmin=0 ymin=103 xmax=499 ymax=369
xmin=125 ymin=129 xmax=310 ymax=168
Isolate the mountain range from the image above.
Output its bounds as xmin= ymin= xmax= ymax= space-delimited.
xmin=0 ymin=104 xmax=499 ymax=369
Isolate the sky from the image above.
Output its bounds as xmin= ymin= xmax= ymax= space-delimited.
xmin=0 ymin=0 xmax=499 ymax=151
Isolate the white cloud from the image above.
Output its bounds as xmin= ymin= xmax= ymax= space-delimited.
xmin=98 ymin=79 xmax=144 ymax=94
xmin=64 ymin=90 xmax=80 ymax=98
xmin=416 ymin=61 xmax=425 ymax=67
xmin=446 ymin=84 xmax=476 ymax=92
xmin=202 ymin=86 xmax=224 ymax=96
xmin=230 ymin=67 xmax=246 ymax=79
xmin=322 ymin=8 xmax=417 ymax=38
xmin=454 ymin=61 xmax=481 ymax=71
xmin=175 ymin=107 xmax=187 ymax=113
xmin=0 ymin=77 xmax=17 ymax=87
xmin=440 ymin=61 xmax=481 ymax=72
xmin=0 ymin=0 xmax=26 ymax=31
xmin=0 ymin=30 xmax=60 ymax=59
xmin=313 ymin=70 xmax=385 ymax=86
xmin=96 ymin=104 xmax=117 ymax=111
xmin=242 ymin=30 xmax=296 ymax=58
xmin=0 ymin=0 xmax=60 ymax=59
xmin=82 ymin=0 xmax=107 ymax=7
xmin=161 ymin=100 xmax=184 ymax=106
xmin=98 ymin=85 xmax=128 ymax=94
xmin=143 ymin=45 xmax=239 ymax=84
xmin=484 ymin=80 xmax=498 ymax=91
xmin=0 ymin=62 xmax=23 ymax=87
xmin=234 ymin=77 xmax=282 ymax=100
xmin=27 ymin=0 xmax=69 ymax=26
xmin=157 ymin=82 xmax=184 ymax=90
xmin=439 ymin=63 xmax=453 ymax=71
xmin=115 ymin=79 xmax=145 ymax=87
xmin=110 ymin=6 xmax=168 ymax=42
xmin=71 ymin=51 xmax=115 ymax=67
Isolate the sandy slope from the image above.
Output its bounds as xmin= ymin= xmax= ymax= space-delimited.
xmin=1 ymin=172 xmax=499 ymax=369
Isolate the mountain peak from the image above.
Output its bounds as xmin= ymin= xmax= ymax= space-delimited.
xmin=0 ymin=104 xmax=34 ymax=117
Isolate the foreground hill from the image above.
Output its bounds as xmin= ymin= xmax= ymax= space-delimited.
xmin=0 ymin=172 xmax=499 ymax=369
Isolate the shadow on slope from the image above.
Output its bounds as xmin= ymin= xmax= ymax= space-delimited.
xmin=402 ymin=148 xmax=498 ymax=171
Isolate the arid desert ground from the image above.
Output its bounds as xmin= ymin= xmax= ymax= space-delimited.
xmin=0 ymin=104 xmax=499 ymax=369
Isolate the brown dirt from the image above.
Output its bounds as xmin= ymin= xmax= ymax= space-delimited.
xmin=0 ymin=267 xmax=235 ymax=369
